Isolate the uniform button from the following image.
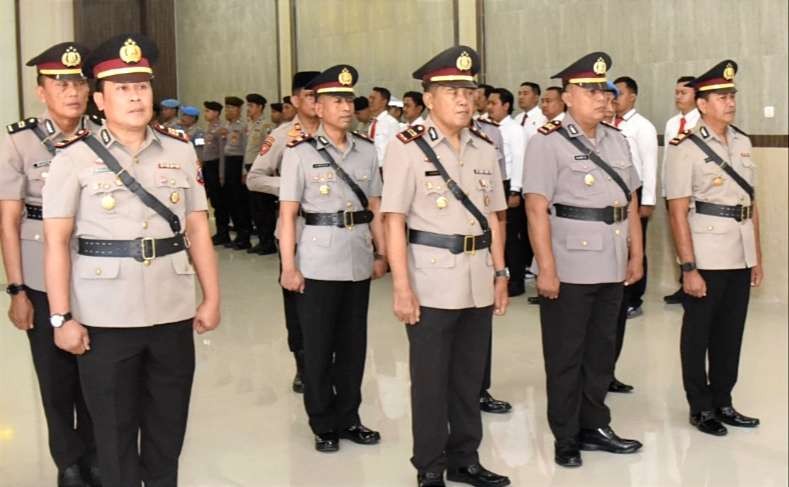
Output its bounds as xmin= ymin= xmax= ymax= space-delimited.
xmin=142 ymin=221 xmax=149 ymax=229
xmin=34 ymin=234 xmax=41 ymax=240
xmin=607 ymin=176 xmax=612 ymax=181
xmin=347 ymin=202 xmax=353 ymax=208
xmin=143 ymin=260 xmax=152 ymax=267
xmin=94 ymin=268 xmax=102 ymax=276
xmin=312 ymin=237 xmax=317 ymax=241
xmin=459 ymin=160 xmax=464 ymax=166
xmin=613 ymin=200 xmax=620 ymax=206
xmin=707 ymin=225 xmax=714 ymax=231
xmin=430 ymin=258 xmax=436 ymax=264
xmin=469 ymin=219 xmax=475 ymax=226
xmin=581 ymin=240 xmax=588 ymax=246
xmin=133 ymin=157 xmax=140 ymax=164
xmin=615 ymin=229 xmax=621 ymax=235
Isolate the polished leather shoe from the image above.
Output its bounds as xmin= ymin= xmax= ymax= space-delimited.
xmin=555 ymin=441 xmax=582 ymax=468
xmin=663 ymin=288 xmax=685 ymax=304
xmin=608 ymin=377 xmax=634 ymax=393
xmin=314 ymin=432 xmax=340 ymax=452
xmin=480 ymin=391 xmax=512 ymax=414
xmin=259 ymin=242 xmax=278 ymax=255
xmin=79 ymin=451 xmax=101 ymax=487
xmin=690 ymin=410 xmax=728 ymax=436
xmin=232 ymin=239 xmax=252 ymax=250
xmin=58 ymin=463 xmax=89 ymax=487
xmin=417 ymin=471 xmax=445 ymax=487
xmin=579 ymin=426 xmax=642 ymax=453
xmin=527 ymin=296 xmax=540 ymax=305
xmin=625 ymin=305 xmax=643 ymax=319
xmin=716 ymin=407 xmax=760 ymax=428
xmin=211 ymin=232 xmax=231 ymax=246
xmin=292 ymin=371 xmax=304 ymax=393
xmin=340 ymin=424 xmax=381 ymax=444
xmin=447 ymin=464 xmax=510 ymax=486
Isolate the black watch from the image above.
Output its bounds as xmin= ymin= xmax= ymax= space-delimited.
xmin=680 ymin=262 xmax=697 ymax=273
xmin=50 ymin=312 xmax=73 ymax=328
xmin=5 ymin=283 xmax=27 ymax=295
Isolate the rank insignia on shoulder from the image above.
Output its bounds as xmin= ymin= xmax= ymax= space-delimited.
xmin=477 ymin=118 xmax=500 ymax=127
xmin=396 ymin=124 xmax=426 ymax=144
xmin=6 ymin=117 xmax=38 ymax=134
xmin=287 ymin=124 xmax=304 ymax=138
xmin=153 ymin=123 xmax=190 ymax=143
xmin=54 ymin=129 xmax=90 ymax=149
xmin=286 ymin=134 xmax=314 ymax=148
xmin=469 ymin=125 xmax=493 ymax=145
xmin=538 ymin=120 xmax=562 ymax=135
xmin=352 ymin=130 xmax=373 ymax=143
xmin=669 ymin=130 xmax=691 ymax=146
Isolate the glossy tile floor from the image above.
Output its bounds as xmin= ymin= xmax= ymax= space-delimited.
xmin=1 ymin=247 xmax=787 ymax=487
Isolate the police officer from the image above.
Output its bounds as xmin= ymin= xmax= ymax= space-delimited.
xmin=158 ymin=98 xmax=180 ymax=127
xmin=247 ymin=71 xmax=320 ymax=393
xmin=523 ymin=52 xmax=644 ymax=468
xmin=201 ymin=100 xmax=230 ymax=244
xmin=243 ymin=93 xmax=276 ymax=254
xmin=270 ymin=102 xmax=284 ymax=127
xmin=665 ymin=60 xmax=761 ymax=436
xmin=179 ymin=105 xmax=205 ymax=161
xmin=223 ymin=95 xmax=251 ymax=249
xmin=279 ymin=65 xmax=386 ymax=453
xmin=0 ymin=41 xmax=101 ymax=487
xmin=42 ymin=33 xmax=220 ymax=487
xmin=382 ymin=46 xmax=510 ymax=487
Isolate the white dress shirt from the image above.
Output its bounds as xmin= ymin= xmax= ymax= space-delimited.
xmin=369 ymin=110 xmax=402 ymax=166
xmin=497 ymin=115 xmax=526 ymax=191
xmin=660 ymin=108 xmax=700 ymax=196
xmin=517 ymin=105 xmax=548 ymax=146
xmin=618 ymin=108 xmax=658 ymax=206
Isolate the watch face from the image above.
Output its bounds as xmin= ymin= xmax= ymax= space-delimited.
xmin=50 ymin=315 xmax=65 ymax=328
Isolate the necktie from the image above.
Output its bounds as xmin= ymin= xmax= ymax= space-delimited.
xmin=369 ymin=118 xmax=377 ymax=138
xmin=520 ymin=113 xmax=527 ymax=126
xmin=614 ymin=116 xmax=624 ymax=128
xmin=678 ymin=116 xmax=687 ymax=134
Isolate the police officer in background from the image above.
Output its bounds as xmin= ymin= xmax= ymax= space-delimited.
xmin=270 ymin=102 xmax=284 ymax=127
xmin=222 ymin=95 xmax=251 ymax=249
xmin=279 ymin=65 xmax=386 ymax=453
xmin=42 ymin=33 xmax=220 ymax=487
xmin=665 ymin=60 xmax=762 ymax=437
xmin=382 ymin=46 xmax=511 ymax=487
xmin=202 ymin=100 xmax=230 ymax=245
xmin=247 ymin=70 xmax=320 ymax=393
xmin=524 ymin=52 xmax=644 ymax=468
xmin=158 ymin=98 xmax=179 ymax=127
xmin=0 ymin=41 xmax=101 ymax=487
xmin=179 ymin=105 xmax=205 ymax=162
xmin=244 ymin=93 xmax=277 ymax=254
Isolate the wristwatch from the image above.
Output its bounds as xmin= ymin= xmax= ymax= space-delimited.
xmin=5 ymin=283 xmax=27 ymax=295
xmin=680 ymin=262 xmax=697 ymax=273
xmin=50 ymin=312 xmax=73 ymax=328
xmin=494 ymin=268 xmax=511 ymax=280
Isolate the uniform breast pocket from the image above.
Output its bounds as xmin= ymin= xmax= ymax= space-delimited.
xmin=568 ymin=161 xmax=606 ymax=197
xmin=306 ymin=171 xmax=337 ymax=200
xmin=353 ymin=168 xmax=372 ymax=193
xmin=155 ymin=170 xmax=191 ymax=208
xmin=738 ymin=156 xmax=756 ymax=184
xmin=87 ymin=175 xmax=129 ymax=216
xmin=475 ymin=177 xmax=495 ymax=212
xmin=421 ymin=177 xmax=449 ymax=212
xmin=76 ymin=255 xmax=121 ymax=280
xmin=566 ymin=234 xmax=604 ymax=252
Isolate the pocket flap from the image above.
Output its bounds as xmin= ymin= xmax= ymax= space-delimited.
xmin=87 ymin=176 xmax=126 ymax=195
xmin=303 ymin=226 xmax=332 ymax=247
xmin=690 ymin=218 xmax=729 ymax=234
xmin=155 ymin=170 xmax=191 ymax=189
xmin=76 ymin=256 xmax=121 ymax=279
xmin=170 ymin=251 xmax=196 ymax=275
xmin=354 ymin=168 xmax=371 ymax=181
xmin=413 ymin=251 xmax=456 ymax=269
xmin=566 ymin=234 xmax=604 ymax=251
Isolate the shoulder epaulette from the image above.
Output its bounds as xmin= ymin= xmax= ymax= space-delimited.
xmin=54 ymin=129 xmax=90 ymax=149
xmin=88 ymin=114 xmax=104 ymax=125
xmin=730 ymin=124 xmax=749 ymax=137
xmin=153 ymin=123 xmax=190 ymax=143
xmin=669 ymin=130 xmax=691 ymax=146
xmin=352 ymin=130 xmax=373 ymax=143
xmin=469 ymin=125 xmax=493 ymax=145
xmin=477 ymin=118 xmax=500 ymax=127
xmin=286 ymin=134 xmax=314 ymax=148
xmin=538 ymin=120 xmax=562 ymax=135
xmin=601 ymin=120 xmax=621 ymax=131
xmin=6 ymin=117 xmax=38 ymax=135
xmin=396 ymin=124 xmax=426 ymax=144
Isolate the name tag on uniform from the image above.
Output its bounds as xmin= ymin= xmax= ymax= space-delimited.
xmin=93 ymin=168 xmax=112 ymax=174
xmin=193 ymin=137 xmax=205 ymax=146
xmin=574 ymin=155 xmax=589 ymax=160
xmin=33 ymin=160 xmax=51 ymax=168
xmin=312 ymin=163 xmax=331 ymax=168
xmin=158 ymin=162 xmax=182 ymax=169
xmin=473 ymin=169 xmax=492 ymax=175
xmin=424 ymin=170 xmax=440 ymax=176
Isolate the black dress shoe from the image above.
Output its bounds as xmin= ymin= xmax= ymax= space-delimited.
xmin=259 ymin=241 xmax=278 ymax=255
xmin=447 ymin=464 xmax=510 ymax=487
xmin=527 ymin=296 xmax=540 ymax=305
xmin=579 ymin=426 xmax=642 ymax=454
xmin=211 ymin=232 xmax=231 ymax=246
xmin=716 ymin=407 xmax=760 ymax=428
xmin=554 ymin=441 xmax=582 ymax=468
xmin=246 ymin=243 xmax=263 ymax=254
xmin=292 ymin=371 xmax=304 ymax=393
xmin=507 ymin=283 xmax=525 ymax=297
xmin=232 ymin=239 xmax=252 ymax=250
xmin=690 ymin=411 xmax=728 ymax=436
xmin=608 ymin=377 xmax=634 ymax=393
xmin=314 ymin=432 xmax=340 ymax=452
xmin=663 ymin=288 xmax=685 ymax=304
xmin=480 ymin=391 xmax=512 ymax=414
xmin=79 ymin=451 xmax=101 ymax=487
xmin=417 ymin=471 xmax=445 ymax=487
xmin=625 ymin=305 xmax=643 ymax=319
xmin=58 ymin=463 xmax=89 ymax=487
xmin=339 ymin=424 xmax=381 ymax=444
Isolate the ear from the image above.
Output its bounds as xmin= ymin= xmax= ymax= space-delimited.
xmin=35 ymin=84 xmax=47 ymax=104
xmin=93 ymin=91 xmax=105 ymax=112
xmin=314 ymin=99 xmax=325 ymax=119
xmin=561 ymin=88 xmax=572 ymax=108
xmin=695 ymin=97 xmax=706 ymax=115
xmin=423 ymin=91 xmax=434 ymax=111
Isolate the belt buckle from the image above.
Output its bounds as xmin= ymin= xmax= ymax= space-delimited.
xmin=463 ymin=235 xmax=476 ymax=255
xmin=740 ymin=205 xmax=751 ymax=221
xmin=613 ymin=206 xmax=626 ymax=223
xmin=343 ymin=210 xmax=354 ymax=229
xmin=140 ymin=237 xmax=156 ymax=262
xmin=182 ymin=234 xmax=191 ymax=249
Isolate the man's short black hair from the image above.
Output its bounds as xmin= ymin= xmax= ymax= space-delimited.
xmin=372 ymin=86 xmax=391 ymax=103
xmin=520 ymin=81 xmax=541 ymax=95
xmin=403 ymin=91 xmax=424 ymax=109
xmin=676 ymin=76 xmax=695 ymax=85
xmin=477 ymin=83 xmax=494 ymax=98
xmin=354 ymin=96 xmax=369 ymax=112
xmin=491 ymin=87 xmax=515 ymax=115
xmin=545 ymin=86 xmax=563 ymax=96
xmin=614 ymin=76 xmax=638 ymax=95
xmin=283 ymin=96 xmax=292 ymax=105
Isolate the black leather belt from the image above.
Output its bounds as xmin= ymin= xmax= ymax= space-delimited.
xmin=302 ymin=210 xmax=373 ymax=229
xmin=25 ymin=204 xmax=42 ymax=220
xmin=695 ymin=201 xmax=753 ymax=222
xmin=78 ymin=234 xmax=189 ymax=262
xmin=408 ymin=229 xmax=491 ymax=255
xmin=553 ymin=203 xmax=627 ymax=225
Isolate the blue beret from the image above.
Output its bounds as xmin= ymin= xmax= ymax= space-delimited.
xmin=605 ymin=81 xmax=620 ymax=97
xmin=181 ymin=105 xmax=199 ymax=117
xmin=160 ymin=98 xmax=180 ymax=108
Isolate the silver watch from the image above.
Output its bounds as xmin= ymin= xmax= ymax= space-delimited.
xmin=494 ymin=268 xmax=511 ymax=280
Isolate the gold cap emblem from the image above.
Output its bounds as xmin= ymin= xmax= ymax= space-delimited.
xmin=338 ymin=68 xmax=353 ymax=86
xmin=456 ymin=51 xmax=473 ymax=71
xmin=723 ymin=63 xmax=735 ymax=81
xmin=119 ymin=38 xmax=142 ymax=64
xmin=61 ymin=46 xmax=81 ymax=67
xmin=593 ymin=57 xmax=607 ymax=75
